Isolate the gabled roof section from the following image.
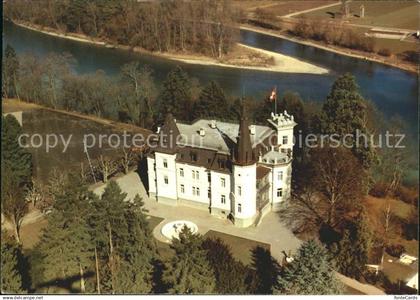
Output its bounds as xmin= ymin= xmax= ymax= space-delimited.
xmin=156 ymin=113 xmax=180 ymax=154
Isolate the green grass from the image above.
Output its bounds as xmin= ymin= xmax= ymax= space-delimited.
xmin=147 ymin=215 xmax=164 ymax=231
xmin=204 ymin=230 xmax=271 ymax=265
xmin=146 ymin=215 xmax=175 ymax=259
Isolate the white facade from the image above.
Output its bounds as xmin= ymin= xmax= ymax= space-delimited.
xmin=232 ymin=163 xmax=257 ymax=227
xmin=147 ymin=111 xmax=296 ymax=227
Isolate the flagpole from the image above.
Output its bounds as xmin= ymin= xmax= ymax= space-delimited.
xmin=274 ymin=85 xmax=277 ymax=115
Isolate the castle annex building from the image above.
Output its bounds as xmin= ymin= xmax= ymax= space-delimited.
xmin=147 ymin=110 xmax=296 ymax=227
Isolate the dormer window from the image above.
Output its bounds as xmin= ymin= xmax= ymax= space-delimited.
xmin=191 ymin=152 xmax=198 ymax=162
xmin=218 ymin=159 xmax=225 ymax=169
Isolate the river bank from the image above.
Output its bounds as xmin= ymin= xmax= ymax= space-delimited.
xmin=2 ymin=98 xmax=152 ymax=136
xmin=11 ymin=21 xmax=327 ymax=75
xmin=240 ymin=25 xmax=418 ymax=74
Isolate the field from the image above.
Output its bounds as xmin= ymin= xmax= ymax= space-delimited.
xmin=2 ymin=99 xmax=151 ymax=184
xmin=233 ymin=0 xmax=336 ymax=16
xmin=300 ymin=1 xmax=418 ymax=30
xmin=364 ymin=196 xmax=418 ymax=256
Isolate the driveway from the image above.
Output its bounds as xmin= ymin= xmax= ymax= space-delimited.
xmin=92 ymin=171 xmax=302 ymax=262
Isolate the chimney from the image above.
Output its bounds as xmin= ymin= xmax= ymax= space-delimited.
xmin=199 ymin=128 xmax=205 ymax=137
xmin=210 ymin=120 xmax=217 ymax=129
xmin=249 ymin=125 xmax=256 ymax=135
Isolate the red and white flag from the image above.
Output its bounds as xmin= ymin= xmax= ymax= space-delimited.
xmin=269 ymin=87 xmax=277 ymax=102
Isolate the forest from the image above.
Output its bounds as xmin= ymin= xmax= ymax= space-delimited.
xmin=4 ymin=0 xmax=239 ymax=59
xmin=2 ymin=43 xmax=418 ymax=294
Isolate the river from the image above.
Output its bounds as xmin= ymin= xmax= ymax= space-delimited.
xmin=3 ymin=21 xmax=418 ymax=183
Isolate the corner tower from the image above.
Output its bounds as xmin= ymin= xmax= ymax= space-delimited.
xmin=232 ymin=107 xmax=257 ymax=227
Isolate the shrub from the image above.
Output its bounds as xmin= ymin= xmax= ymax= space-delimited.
xmin=378 ymin=48 xmax=391 ymax=57
xmin=363 ymin=270 xmax=385 ymax=285
xmin=293 ymin=18 xmax=312 ymax=39
xmin=395 ymin=185 xmax=418 ymax=205
xmin=399 ymin=50 xmax=419 ymax=63
xmin=369 ymin=182 xmax=388 ymax=198
xmin=385 ymin=244 xmax=405 ymax=258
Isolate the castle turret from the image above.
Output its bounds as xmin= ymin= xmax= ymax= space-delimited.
xmin=232 ymin=106 xmax=257 ymax=227
xmin=267 ymin=111 xmax=297 ymax=151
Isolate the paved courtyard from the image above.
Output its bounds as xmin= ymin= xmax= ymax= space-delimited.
xmin=93 ymin=171 xmax=385 ymax=295
xmin=93 ymin=171 xmax=301 ymax=262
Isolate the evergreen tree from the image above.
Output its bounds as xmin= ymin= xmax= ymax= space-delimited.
xmin=37 ymin=175 xmax=96 ymax=293
xmin=254 ymin=97 xmax=274 ymax=124
xmin=276 ymin=240 xmax=343 ymax=295
xmin=1 ymin=115 xmax=32 ymax=186
xmin=158 ymin=66 xmax=193 ymax=122
xmin=251 ymin=246 xmax=280 ymax=294
xmin=163 ymin=226 xmax=216 ymax=294
xmin=335 ymin=209 xmax=373 ymax=279
xmin=202 ymin=237 xmax=248 ymax=294
xmin=1 ymin=115 xmax=31 ymax=243
xmin=193 ymin=81 xmax=229 ymax=120
xmin=318 ymin=73 xmax=376 ymax=169
xmin=89 ymin=182 xmax=154 ymax=293
xmin=1 ymin=232 xmax=25 ymax=293
xmin=2 ymin=44 xmax=20 ymax=99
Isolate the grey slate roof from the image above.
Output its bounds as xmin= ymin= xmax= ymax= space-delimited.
xmin=176 ymin=119 xmax=274 ymax=155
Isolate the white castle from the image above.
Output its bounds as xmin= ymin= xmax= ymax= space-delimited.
xmin=147 ymin=108 xmax=296 ymax=227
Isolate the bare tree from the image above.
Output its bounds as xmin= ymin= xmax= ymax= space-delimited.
xmin=25 ymin=178 xmax=43 ymax=207
xmin=1 ymin=174 xmax=28 ymax=244
xmin=380 ymin=201 xmax=392 ymax=270
xmin=95 ymin=155 xmax=119 ymax=183
xmin=120 ymin=147 xmax=137 ymax=174
xmin=280 ymin=147 xmax=365 ymax=235
xmin=41 ymin=53 xmax=75 ymax=108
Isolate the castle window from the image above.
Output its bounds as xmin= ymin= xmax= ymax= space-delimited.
xmin=163 ymin=159 xmax=168 ymax=168
xmin=221 ymin=178 xmax=226 ymax=188
xmin=208 ymin=188 xmax=211 ymax=199
xmin=180 ymin=168 xmax=184 ymax=177
xmin=282 ymin=136 xmax=288 ymax=145
xmin=207 ymin=172 xmax=211 ymax=182
xmin=196 ymin=171 xmax=199 ymax=180
xmin=192 ymin=187 xmax=196 ymax=195
xmin=180 ymin=184 xmax=185 ymax=193
xmin=192 ymin=170 xmax=195 ymax=179
xmin=221 ymin=195 xmax=226 ymax=204
xmin=238 ymin=186 xmax=242 ymax=196
xmin=191 ymin=152 xmax=198 ymax=162
xmin=278 ymin=171 xmax=283 ymax=181
xmin=164 ymin=176 xmax=168 ymax=185
xmin=277 ymin=188 xmax=283 ymax=198
xmin=218 ymin=159 xmax=225 ymax=169
xmin=196 ymin=187 xmax=200 ymax=196
xmin=238 ymin=203 xmax=242 ymax=213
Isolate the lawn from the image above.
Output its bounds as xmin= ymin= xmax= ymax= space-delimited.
xmin=146 ymin=215 xmax=272 ymax=265
xmin=146 ymin=215 xmax=175 ymax=259
xmin=19 ymin=217 xmax=48 ymax=250
xmin=204 ymin=230 xmax=271 ymax=265
xmin=300 ymin=1 xmax=418 ymax=30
